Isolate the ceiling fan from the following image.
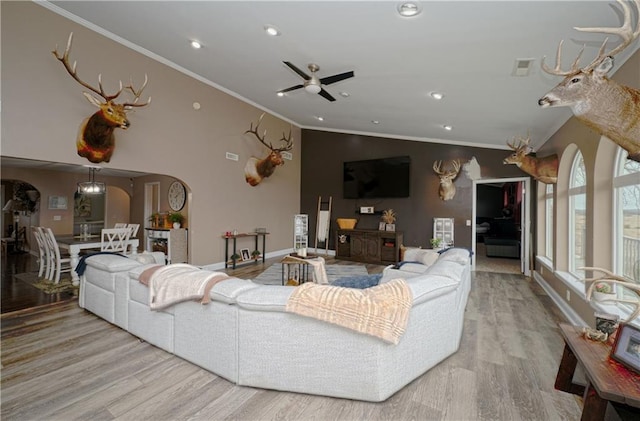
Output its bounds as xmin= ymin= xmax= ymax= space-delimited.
xmin=278 ymin=61 xmax=354 ymax=102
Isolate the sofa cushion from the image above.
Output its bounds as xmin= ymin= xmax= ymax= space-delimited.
xmin=86 ymin=254 xmax=141 ymax=273
xmin=236 ymin=285 xmax=294 ymax=312
xmin=437 ymin=247 xmax=472 ymax=265
xmin=210 ymin=278 xmax=260 ymax=304
xmin=406 ymin=274 xmax=459 ymax=306
xmin=403 ymin=248 xmax=439 ymax=266
xmin=424 ymin=260 xmax=466 ymax=281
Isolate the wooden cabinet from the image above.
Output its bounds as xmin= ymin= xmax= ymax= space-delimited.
xmin=335 ymin=229 xmax=403 ymax=264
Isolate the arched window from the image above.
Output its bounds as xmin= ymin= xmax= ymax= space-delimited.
xmin=569 ymin=151 xmax=586 ymax=276
xmin=545 ymin=183 xmax=554 ymax=261
xmin=613 ymin=149 xmax=640 ymax=282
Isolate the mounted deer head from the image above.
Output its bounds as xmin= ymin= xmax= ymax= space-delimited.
xmin=503 ymin=135 xmax=558 ymax=184
xmin=53 ymin=33 xmax=150 ymax=164
xmin=244 ymin=113 xmax=293 ymax=186
xmin=433 ymin=160 xmax=461 ymax=201
xmin=538 ymin=0 xmax=640 ymax=162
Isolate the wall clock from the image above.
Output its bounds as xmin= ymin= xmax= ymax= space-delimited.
xmin=168 ymin=181 xmax=186 ymax=211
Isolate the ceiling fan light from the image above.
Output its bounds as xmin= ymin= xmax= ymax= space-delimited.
xmin=305 ymin=84 xmax=321 ymax=94
xmin=264 ymin=25 xmax=280 ymax=36
xmin=397 ymin=2 xmax=421 ymax=17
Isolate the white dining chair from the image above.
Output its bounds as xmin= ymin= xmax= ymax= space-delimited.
xmin=124 ymin=224 xmax=140 ymax=255
xmin=100 ymin=228 xmax=131 ymax=253
xmin=114 ymin=223 xmax=127 ymax=228
xmin=43 ymin=227 xmax=72 ymax=283
xmin=32 ymin=226 xmax=49 ymax=278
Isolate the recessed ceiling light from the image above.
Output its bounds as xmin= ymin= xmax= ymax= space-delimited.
xmin=443 ymin=125 xmax=453 ymax=131
xmin=430 ymin=92 xmax=444 ymax=100
xmin=372 ymin=120 xmax=380 ymax=125
xmin=264 ymin=25 xmax=280 ymax=36
xmin=397 ymin=2 xmax=422 ymax=17
xmin=190 ymin=40 xmax=202 ymax=49
xmin=277 ymin=92 xmax=285 ymax=97
xmin=315 ymin=116 xmax=324 ymax=121
xmin=339 ymin=92 xmax=350 ymax=98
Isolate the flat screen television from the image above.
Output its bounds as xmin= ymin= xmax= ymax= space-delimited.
xmin=343 ymin=156 xmax=410 ymax=199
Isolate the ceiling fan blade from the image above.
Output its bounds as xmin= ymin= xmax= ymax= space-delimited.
xmin=279 ymin=84 xmax=304 ymax=93
xmin=320 ymin=71 xmax=354 ymax=85
xmin=318 ymin=88 xmax=336 ymax=102
xmin=283 ymin=61 xmax=310 ymax=80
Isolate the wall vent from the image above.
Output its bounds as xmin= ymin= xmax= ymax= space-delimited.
xmin=226 ymin=152 xmax=239 ymax=161
xmin=282 ymin=151 xmax=293 ymax=161
xmin=512 ymin=58 xmax=534 ymax=77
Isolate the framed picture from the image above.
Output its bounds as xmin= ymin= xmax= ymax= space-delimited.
xmin=240 ymin=248 xmax=251 ymax=261
xmin=48 ymin=195 xmax=68 ymax=210
xmin=385 ymin=223 xmax=396 ymax=232
xmin=378 ymin=222 xmax=386 ymax=231
xmin=611 ymin=323 xmax=640 ymax=374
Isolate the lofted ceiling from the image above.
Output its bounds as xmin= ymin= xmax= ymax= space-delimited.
xmin=32 ymin=0 xmax=640 ymax=153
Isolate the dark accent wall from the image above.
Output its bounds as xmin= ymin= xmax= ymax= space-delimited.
xmin=301 ymin=130 xmax=526 ymax=250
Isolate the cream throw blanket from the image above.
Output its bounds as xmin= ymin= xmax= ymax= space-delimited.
xmin=285 ymin=278 xmax=412 ymax=344
xmin=144 ymin=264 xmax=230 ymax=310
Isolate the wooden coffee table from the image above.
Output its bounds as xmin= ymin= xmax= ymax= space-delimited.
xmin=555 ymin=323 xmax=640 ymax=421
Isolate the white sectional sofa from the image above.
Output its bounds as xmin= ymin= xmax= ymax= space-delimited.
xmin=79 ymin=248 xmax=472 ymax=402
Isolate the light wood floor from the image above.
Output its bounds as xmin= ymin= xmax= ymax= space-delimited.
xmin=0 ymin=257 xmax=583 ymax=421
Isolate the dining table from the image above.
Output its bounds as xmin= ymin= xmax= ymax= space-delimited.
xmin=56 ymin=235 xmax=139 ymax=285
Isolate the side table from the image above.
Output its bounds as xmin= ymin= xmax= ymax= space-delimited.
xmin=555 ymin=323 xmax=640 ymax=421
xmin=280 ymin=253 xmax=325 ymax=285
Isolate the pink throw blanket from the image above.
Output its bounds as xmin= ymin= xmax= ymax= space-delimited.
xmin=141 ymin=264 xmax=230 ymax=310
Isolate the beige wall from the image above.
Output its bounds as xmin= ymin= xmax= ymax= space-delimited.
xmin=535 ymin=49 xmax=640 ymax=323
xmin=1 ymin=2 xmax=301 ymax=265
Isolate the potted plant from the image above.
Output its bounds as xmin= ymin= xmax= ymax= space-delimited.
xmin=430 ymin=238 xmax=442 ymax=250
xmin=230 ymin=253 xmax=241 ymax=263
xmin=251 ymin=250 xmax=261 ymax=260
xmin=168 ymin=212 xmax=184 ymax=229
xmin=593 ymin=282 xmax=615 ymax=302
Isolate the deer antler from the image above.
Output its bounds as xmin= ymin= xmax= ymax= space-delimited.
xmin=245 ymin=113 xmax=293 ymax=152
xmin=123 ymin=75 xmax=151 ymax=108
xmin=542 ymin=0 xmax=640 ymax=75
xmin=433 ymin=160 xmax=444 ymax=175
xmin=506 ymin=135 xmax=532 ymax=152
xmin=52 ymin=32 xmax=124 ymax=101
xmin=579 ymin=266 xmax=640 ymax=322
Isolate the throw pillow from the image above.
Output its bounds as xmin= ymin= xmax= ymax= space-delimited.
xmin=437 ymin=247 xmax=473 ymax=264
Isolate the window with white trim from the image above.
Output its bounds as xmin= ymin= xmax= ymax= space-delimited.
xmin=569 ymin=151 xmax=586 ymax=276
xmin=545 ymin=183 xmax=554 ymax=261
xmin=613 ymin=149 xmax=640 ymax=284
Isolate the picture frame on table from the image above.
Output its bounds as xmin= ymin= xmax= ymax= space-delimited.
xmin=378 ymin=222 xmax=386 ymax=231
xmin=240 ymin=248 xmax=251 ymax=261
xmin=611 ymin=323 xmax=640 ymax=374
xmin=385 ymin=223 xmax=396 ymax=232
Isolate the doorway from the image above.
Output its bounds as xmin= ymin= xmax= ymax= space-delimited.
xmin=472 ymin=177 xmax=531 ymax=276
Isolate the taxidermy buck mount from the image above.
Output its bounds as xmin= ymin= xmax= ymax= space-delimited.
xmin=53 ymin=33 xmax=151 ymax=164
xmin=538 ymin=0 xmax=640 ymax=162
xmin=244 ymin=113 xmax=293 ymax=186
xmin=433 ymin=160 xmax=461 ymax=201
xmin=503 ymin=135 xmax=559 ymax=184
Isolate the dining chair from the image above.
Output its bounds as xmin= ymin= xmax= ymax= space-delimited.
xmin=101 ymin=228 xmax=131 ymax=253
xmin=125 ymin=223 xmax=140 ymax=255
xmin=43 ymin=227 xmax=72 ymax=283
xmin=114 ymin=223 xmax=127 ymax=228
xmin=31 ymin=226 xmax=49 ymax=278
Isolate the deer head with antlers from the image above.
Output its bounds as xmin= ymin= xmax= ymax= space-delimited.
xmin=538 ymin=0 xmax=640 ymax=162
xmin=433 ymin=160 xmax=461 ymax=201
xmin=52 ymin=33 xmax=150 ymax=164
xmin=503 ymin=135 xmax=559 ymax=184
xmin=244 ymin=113 xmax=293 ymax=186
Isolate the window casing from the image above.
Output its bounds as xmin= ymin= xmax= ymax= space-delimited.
xmin=613 ymin=149 xmax=640 ymax=284
xmin=545 ymin=183 xmax=554 ymax=261
xmin=569 ymin=151 xmax=586 ymax=276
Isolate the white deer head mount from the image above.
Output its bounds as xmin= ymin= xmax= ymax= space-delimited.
xmin=503 ymin=135 xmax=559 ymax=184
xmin=243 ymin=113 xmax=293 ymax=186
xmin=433 ymin=160 xmax=461 ymax=201
xmin=538 ymin=0 xmax=640 ymax=162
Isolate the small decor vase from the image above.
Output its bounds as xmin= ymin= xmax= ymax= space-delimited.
xmin=593 ymin=291 xmax=615 ymax=302
xmin=173 ymin=222 xmax=181 ymax=229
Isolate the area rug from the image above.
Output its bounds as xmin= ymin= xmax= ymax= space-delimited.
xmin=252 ymin=263 xmax=369 ymax=285
xmin=14 ymin=272 xmax=78 ymax=295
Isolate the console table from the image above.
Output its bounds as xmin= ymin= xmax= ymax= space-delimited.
xmin=555 ymin=323 xmax=640 ymax=421
xmin=335 ymin=229 xmax=403 ymax=265
xmin=222 ymin=232 xmax=268 ymax=269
